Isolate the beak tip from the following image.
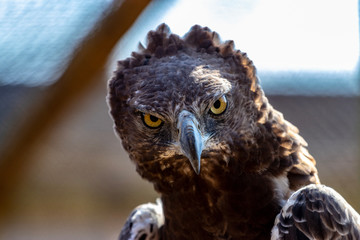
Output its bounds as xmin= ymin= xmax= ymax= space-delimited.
xmin=189 ymin=157 xmax=201 ymax=175
xmin=194 ymin=166 xmax=200 ymax=175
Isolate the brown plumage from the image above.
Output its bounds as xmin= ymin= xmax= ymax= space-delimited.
xmin=108 ymin=24 xmax=320 ymax=239
xmin=272 ymin=184 xmax=360 ymax=240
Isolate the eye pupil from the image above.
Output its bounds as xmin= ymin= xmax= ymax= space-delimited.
xmin=150 ymin=115 xmax=158 ymax=122
xmin=213 ymin=100 xmax=221 ymax=109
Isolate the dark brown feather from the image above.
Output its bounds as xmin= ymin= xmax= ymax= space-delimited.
xmin=272 ymin=184 xmax=360 ymax=240
xmin=108 ymin=24 xmax=320 ymax=240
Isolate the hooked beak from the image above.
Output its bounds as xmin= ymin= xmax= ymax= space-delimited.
xmin=178 ymin=110 xmax=204 ymax=174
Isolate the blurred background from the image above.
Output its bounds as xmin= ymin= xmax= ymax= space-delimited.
xmin=0 ymin=0 xmax=359 ymax=239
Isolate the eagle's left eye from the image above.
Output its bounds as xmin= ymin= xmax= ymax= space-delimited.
xmin=142 ymin=113 xmax=163 ymax=128
xmin=210 ymin=96 xmax=227 ymax=115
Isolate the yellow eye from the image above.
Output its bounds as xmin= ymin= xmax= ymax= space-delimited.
xmin=142 ymin=113 xmax=163 ymax=128
xmin=210 ymin=96 xmax=227 ymax=115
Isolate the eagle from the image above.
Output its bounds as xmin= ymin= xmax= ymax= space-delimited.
xmin=108 ymin=24 xmax=360 ymax=239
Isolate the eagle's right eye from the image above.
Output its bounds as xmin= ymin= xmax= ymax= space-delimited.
xmin=142 ymin=113 xmax=163 ymax=128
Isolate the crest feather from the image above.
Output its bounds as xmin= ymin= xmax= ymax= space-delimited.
xmin=115 ymin=24 xmax=259 ymax=93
